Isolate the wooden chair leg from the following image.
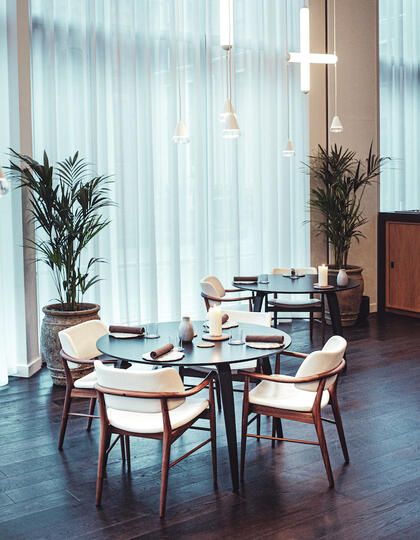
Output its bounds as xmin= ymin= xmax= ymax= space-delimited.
xmin=86 ymin=397 xmax=96 ymax=431
xmin=330 ymin=388 xmax=349 ymax=463
xmin=248 ymin=298 xmax=252 ymax=311
xmin=160 ymin=434 xmax=171 ymax=518
xmin=209 ymin=390 xmax=218 ymax=487
xmin=240 ymin=379 xmax=249 ymax=481
xmin=273 ymin=311 xmax=278 ymax=329
xmin=310 ymin=312 xmax=314 ymax=341
xmin=120 ymin=434 xmax=126 ymax=463
xmin=271 ymin=418 xmax=276 ymax=448
xmin=313 ymin=410 xmax=334 ymax=488
xmin=58 ymin=388 xmax=72 ymax=450
xmin=256 ymin=414 xmax=261 ymax=441
xmin=125 ymin=436 xmax=131 ymax=469
xmin=103 ymin=431 xmax=112 ymax=475
xmin=96 ymin=426 xmax=110 ymax=506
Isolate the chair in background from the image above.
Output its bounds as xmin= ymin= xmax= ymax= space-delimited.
xmin=200 ymin=275 xmax=253 ymax=312
xmin=58 ymin=320 xmax=117 ymax=450
xmin=94 ymin=362 xmax=217 ymax=518
xmin=266 ymin=267 xmax=325 ymax=343
xmin=240 ymin=335 xmax=349 ymax=488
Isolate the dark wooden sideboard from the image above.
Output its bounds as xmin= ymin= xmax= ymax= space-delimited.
xmin=378 ymin=212 xmax=420 ymax=316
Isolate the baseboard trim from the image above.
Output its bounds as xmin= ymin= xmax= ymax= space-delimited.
xmin=15 ymin=356 xmax=42 ymax=378
xmin=370 ymin=302 xmax=377 ymax=313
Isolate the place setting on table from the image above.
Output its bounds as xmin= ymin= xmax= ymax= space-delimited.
xmin=96 ymin=310 xmax=291 ymax=492
xmin=233 ymin=267 xmax=360 ymax=337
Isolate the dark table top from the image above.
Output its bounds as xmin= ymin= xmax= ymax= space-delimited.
xmin=97 ymin=320 xmax=291 ymax=367
xmin=233 ymin=274 xmax=360 ymax=295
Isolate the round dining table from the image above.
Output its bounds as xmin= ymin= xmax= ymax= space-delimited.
xmin=233 ymin=274 xmax=360 ymax=338
xmin=97 ymin=320 xmax=291 ymax=493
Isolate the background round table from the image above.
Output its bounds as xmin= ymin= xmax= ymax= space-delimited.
xmin=97 ymin=320 xmax=291 ymax=493
xmin=233 ymin=274 xmax=359 ymax=338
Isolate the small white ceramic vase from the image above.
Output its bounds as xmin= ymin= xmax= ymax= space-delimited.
xmin=337 ymin=269 xmax=349 ymax=287
xmin=178 ymin=316 xmax=194 ymax=342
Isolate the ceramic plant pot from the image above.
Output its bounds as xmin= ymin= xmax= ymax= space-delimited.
xmin=325 ymin=266 xmax=364 ymax=326
xmin=40 ymin=303 xmax=100 ymax=386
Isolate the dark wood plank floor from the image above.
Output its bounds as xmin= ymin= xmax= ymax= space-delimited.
xmin=1 ymin=313 xmax=420 ymax=539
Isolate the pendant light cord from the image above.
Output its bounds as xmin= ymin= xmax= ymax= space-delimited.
xmin=333 ymin=0 xmax=337 ymax=115
xmin=285 ymin=0 xmax=290 ymax=139
xmin=176 ymin=0 xmax=182 ymax=120
xmin=228 ymin=1 xmax=232 ymax=102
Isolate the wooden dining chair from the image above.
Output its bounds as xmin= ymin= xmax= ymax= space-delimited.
xmin=58 ymin=320 xmax=119 ymax=450
xmin=200 ymin=275 xmax=253 ymax=311
xmin=94 ymin=362 xmax=217 ymax=518
xmin=240 ymin=336 xmax=349 ymax=488
xmin=265 ymin=267 xmax=326 ymax=343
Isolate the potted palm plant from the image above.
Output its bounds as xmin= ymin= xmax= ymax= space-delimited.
xmin=8 ymin=150 xmax=114 ymax=384
xmin=306 ymin=143 xmax=388 ymax=326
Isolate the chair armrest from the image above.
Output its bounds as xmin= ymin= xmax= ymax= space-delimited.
xmin=280 ymin=350 xmax=308 ymax=359
xmin=95 ymin=372 xmax=214 ymax=399
xmin=201 ymin=291 xmax=222 ymax=302
xmin=220 ymin=296 xmax=253 ymax=302
xmin=239 ymin=359 xmax=345 ymax=384
xmin=60 ymin=350 xmax=116 ymax=366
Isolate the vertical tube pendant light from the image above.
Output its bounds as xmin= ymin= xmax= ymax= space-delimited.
xmin=220 ymin=0 xmax=240 ymax=138
xmin=0 ymin=165 xmax=9 ymax=197
xmin=283 ymin=0 xmax=295 ymax=157
xmin=330 ymin=0 xmax=343 ymax=133
xmin=173 ymin=0 xmax=190 ymax=143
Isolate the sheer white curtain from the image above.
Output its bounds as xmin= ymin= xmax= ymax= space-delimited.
xmin=31 ymin=0 xmax=309 ymax=326
xmin=379 ymin=0 xmax=420 ymax=211
xmin=0 ymin=0 xmax=27 ymax=385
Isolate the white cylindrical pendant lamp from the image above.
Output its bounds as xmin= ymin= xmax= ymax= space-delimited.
xmin=172 ymin=120 xmax=190 ymax=144
xmin=222 ymin=112 xmax=240 ymax=138
xmin=219 ymin=98 xmax=234 ymax=122
xmin=330 ymin=115 xmax=344 ymax=133
xmin=283 ymin=139 xmax=295 ymax=157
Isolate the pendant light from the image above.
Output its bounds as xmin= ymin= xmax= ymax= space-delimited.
xmin=330 ymin=0 xmax=343 ymax=133
xmin=0 ymin=165 xmax=9 ymax=197
xmin=173 ymin=0 xmax=190 ymax=144
xmin=283 ymin=0 xmax=295 ymax=157
xmin=220 ymin=0 xmax=240 ymax=138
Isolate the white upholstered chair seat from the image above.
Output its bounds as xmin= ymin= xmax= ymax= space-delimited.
xmin=74 ymin=371 xmax=98 ymax=389
xmin=249 ymin=375 xmax=330 ymax=412
xmin=106 ymin=397 xmax=209 ymax=434
xmin=267 ymin=298 xmax=321 ymax=309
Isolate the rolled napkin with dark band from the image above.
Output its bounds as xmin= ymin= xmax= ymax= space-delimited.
xmin=109 ymin=325 xmax=145 ymax=334
xmin=234 ymin=276 xmax=258 ymax=282
xmin=150 ymin=343 xmax=174 ymax=359
xmin=245 ymin=334 xmax=284 ymax=344
xmin=222 ymin=313 xmax=229 ymax=324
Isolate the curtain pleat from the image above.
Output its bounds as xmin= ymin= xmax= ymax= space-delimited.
xmin=30 ymin=0 xmax=309 ymax=326
xmin=379 ymin=0 xmax=420 ymax=211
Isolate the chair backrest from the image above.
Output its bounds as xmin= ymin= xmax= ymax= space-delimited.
xmin=272 ymin=267 xmax=317 ymax=275
xmin=59 ymin=320 xmax=108 ymax=368
xmin=294 ymin=335 xmax=347 ymax=392
xmin=94 ymin=361 xmax=185 ymax=413
xmin=222 ymin=309 xmax=271 ymax=327
xmin=200 ymin=276 xmax=225 ymax=307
